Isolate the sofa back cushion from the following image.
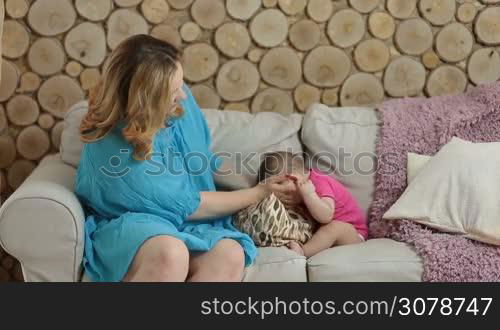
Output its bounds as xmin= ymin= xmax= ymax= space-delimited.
xmin=60 ymin=102 xmax=303 ymax=190
xmin=301 ymin=104 xmax=380 ymax=216
xmin=202 ymin=108 xmax=303 ymax=190
xmin=60 ymin=101 xmax=87 ymax=168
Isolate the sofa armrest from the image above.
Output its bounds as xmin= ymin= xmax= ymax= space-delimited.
xmin=0 ymin=154 xmax=84 ymax=282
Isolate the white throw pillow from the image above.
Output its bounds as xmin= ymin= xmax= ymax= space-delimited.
xmin=384 ymin=137 xmax=500 ymax=246
xmin=301 ymin=103 xmax=380 ymax=216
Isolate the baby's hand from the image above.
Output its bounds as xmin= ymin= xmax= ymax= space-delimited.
xmin=297 ymin=179 xmax=316 ymax=197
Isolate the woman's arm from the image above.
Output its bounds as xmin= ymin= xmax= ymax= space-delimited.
xmin=187 ymin=176 xmax=287 ymax=221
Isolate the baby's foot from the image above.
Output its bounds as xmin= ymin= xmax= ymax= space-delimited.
xmin=287 ymin=241 xmax=305 ymax=256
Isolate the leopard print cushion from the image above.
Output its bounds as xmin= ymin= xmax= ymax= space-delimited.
xmin=232 ymin=193 xmax=318 ymax=247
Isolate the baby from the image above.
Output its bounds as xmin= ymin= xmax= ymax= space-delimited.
xmin=257 ymin=151 xmax=368 ymax=257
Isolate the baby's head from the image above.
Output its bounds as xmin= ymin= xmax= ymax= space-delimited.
xmin=257 ymin=151 xmax=309 ymax=189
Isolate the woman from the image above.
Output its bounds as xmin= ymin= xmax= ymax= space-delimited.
xmin=75 ymin=35 xmax=284 ymax=282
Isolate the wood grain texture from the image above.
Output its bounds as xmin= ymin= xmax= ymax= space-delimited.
xmin=1 ymin=2 xmax=500 ymax=283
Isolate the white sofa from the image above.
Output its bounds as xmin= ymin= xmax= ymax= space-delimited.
xmin=0 ymin=101 xmax=423 ymax=282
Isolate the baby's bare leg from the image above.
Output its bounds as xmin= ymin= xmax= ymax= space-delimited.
xmin=302 ymin=221 xmax=363 ymax=258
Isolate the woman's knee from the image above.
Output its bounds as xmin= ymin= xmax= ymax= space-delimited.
xmin=149 ymin=236 xmax=189 ymax=266
xmin=218 ymin=239 xmax=245 ymax=274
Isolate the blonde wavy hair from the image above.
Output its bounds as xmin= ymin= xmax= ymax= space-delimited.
xmin=80 ymin=34 xmax=182 ymax=160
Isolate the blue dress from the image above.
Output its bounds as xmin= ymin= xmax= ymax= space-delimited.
xmin=75 ymin=85 xmax=258 ymax=282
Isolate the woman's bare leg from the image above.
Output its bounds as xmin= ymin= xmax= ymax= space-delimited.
xmin=187 ymin=239 xmax=245 ymax=282
xmin=290 ymin=221 xmax=363 ymax=258
xmin=122 ymin=235 xmax=190 ymax=282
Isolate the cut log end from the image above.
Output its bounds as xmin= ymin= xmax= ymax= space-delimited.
xmin=151 ymin=24 xmax=182 ymax=49
xmin=17 ymin=72 xmax=41 ymax=93
xmin=0 ymin=135 xmax=17 ymax=169
xmin=2 ymin=20 xmax=30 ymax=59
xmin=180 ymin=22 xmax=201 ymax=43
xmin=387 ymin=0 xmax=417 ymax=19
xmin=107 ymin=9 xmax=149 ymax=50
xmin=0 ymin=60 xmax=19 ymax=102
xmin=322 ymin=89 xmax=339 ymax=106
xmin=6 ymin=0 xmax=29 ymax=19
xmin=349 ymin=0 xmax=380 ymax=14
xmin=294 ymin=84 xmax=321 ymax=112
xmin=419 ymin=0 xmax=456 ymax=26
xmin=395 ymin=18 xmax=433 ymax=56
xmin=216 ymin=59 xmax=260 ymax=102
xmin=16 ymin=126 xmax=50 ymax=161
xmin=141 ymin=0 xmax=171 ymax=24
xmin=289 ymin=19 xmax=321 ymax=51
xmin=327 ymin=9 xmax=366 ymax=48
xmin=191 ymin=84 xmax=221 ymax=109
xmin=38 ymin=75 xmax=85 ymax=118
xmin=80 ymin=68 xmax=102 ymax=91
xmin=426 ymin=65 xmax=468 ymax=97
xmin=7 ymin=159 xmax=36 ymax=190
xmin=457 ymin=3 xmax=477 ymax=24
xmin=65 ymin=62 xmax=83 ymax=78
xmin=368 ymin=12 xmax=395 ymax=40
xmin=224 ymin=103 xmax=250 ymax=112
xmin=0 ymin=106 xmax=7 ymax=135
xmin=191 ymin=0 xmax=226 ymax=30
xmin=475 ymin=7 xmax=500 ymax=46
xmin=468 ymin=48 xmax=500 ymax=85
xmin=262 ymin=0 xmax=278 ymax=8
xmin=436 ymin=23 xmax=474 ymax=63
xmin=65 ymin=23 xmax=107 ymax=67
xmin=340 ymin=73 xmax=384 ymax=107
xmin=307 ymin=0 xmax=334 ymax=23
xmin=75 ymin=0 xmax=112 ymax=21
xmin=250 ymin=9 xmax=289 ymax=48
xmin=259 ymin=47 xmax=302 ymax=90
xmin=422 ymin=50 xmax=441 ymax=69
xmin=384 ymin=57 xmax=426 ymax=97
xmin=304 ymin=46 xmax=352 ymax=88
xmin=6 ymin=95 xmax=40 ymax=126
xmin=227 ymin=0 xmax=261 ymax=20
xmin=354 ymin=39 xmax=390 ymax=72
xmin=215 ymin=23 xmax=251 ymax=58
xmin=28 ymin=38 xmax=66 ymax=76
xmin=167 ymin=0 xmax=194 ymax=10
xmin=252 ymin=88 xmax=294 ymax=115
xmin=28 ymin=0 xmax=77 ymax=36
xmin=278 ymin=0 xmax=307 ymax=16
xmin=38 ymin=113 xmax=56 ymax=130
xmin=182 ymin=43 xmax=219 ymax=82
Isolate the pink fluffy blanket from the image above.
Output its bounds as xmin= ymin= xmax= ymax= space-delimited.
xmin=369 ymin=82 xmax=500 ymax=282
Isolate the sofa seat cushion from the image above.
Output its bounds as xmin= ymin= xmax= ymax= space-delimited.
xmin=243 ymin=247 xmax=307 ymax=282
xmin=81 ymin=247 xmax=307 ymax=282
xmin=306 ymin=239 xmax=423 ymax=282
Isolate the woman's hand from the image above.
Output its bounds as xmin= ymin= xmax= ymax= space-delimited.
xmin=189 ymin=176 xmax=289 ymax=221
xmin=270 ymin=177 xmax=302 ymax=208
